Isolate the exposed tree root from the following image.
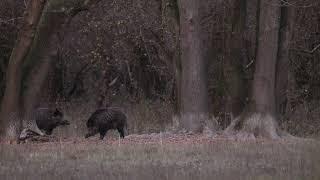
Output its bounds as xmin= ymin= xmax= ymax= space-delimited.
xmin=224 ymin=112 xmax=294 ymax=140
xmin=18 ymin=128 xmax=58 ymax=143
xmin=179 ymin=113 xmax=209 ymax=133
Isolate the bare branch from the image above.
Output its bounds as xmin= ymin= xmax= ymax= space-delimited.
xmin=290 ymin=43 xmax=320 ymax=54
xmin=279 ymin=0 xmax=317 ymax=8
xmin=306 ymin=43 xmax=320 ymax=54
xmin=245 ymin=60 xmax=254 ymax=69
xmin=109 ymin=77 xmax=119 ymax=87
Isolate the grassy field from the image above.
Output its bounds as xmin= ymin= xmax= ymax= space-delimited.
xmin=0 ymin=135 xmax=319 ymax=180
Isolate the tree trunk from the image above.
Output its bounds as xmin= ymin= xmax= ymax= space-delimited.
xmin=161 ymin=0 xmax=181 ymax=116
xmin=275 ymin=4 xmax=295 ymax=117
xmin=225 ymin=0 xmax=284 ymax=139
xmin=224 ymin=0 xmax=247 ymax=119
xmin=22 ymin=9 xmax=65 ymax=127
xmin=178 ymin=0 xmax=208 ymax=133
xmin=0 ymin=60 xmax=6 ymax=102
xmin=251 ymin=0 xmax=281 ymax=115
xmin=0 ymin=0 xmax=47 ymax=139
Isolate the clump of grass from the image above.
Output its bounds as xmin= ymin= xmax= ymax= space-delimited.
xmin=125 ymin=99 xmax=174 ymax=134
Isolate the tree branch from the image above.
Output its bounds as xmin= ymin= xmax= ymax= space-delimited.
xmin=305 ymin=43 xmax=320 ymax=54
xmin=290 ymin=43 xmax=320 ymax=54
xmin=67 ymin=60 xmax=98 ymax=98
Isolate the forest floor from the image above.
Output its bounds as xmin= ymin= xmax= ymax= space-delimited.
xmin=0 ymin=133 xmax=320 ymax=180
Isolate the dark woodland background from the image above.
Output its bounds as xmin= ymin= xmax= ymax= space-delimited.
xmin=0 ymin=0 xmax=320 ymax=138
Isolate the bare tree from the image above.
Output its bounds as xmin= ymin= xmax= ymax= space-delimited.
xmin=224 ymin=0 xmax=247 ymax=118
xmin=225 ymin=0 xmax=290 ymax=139
xmin=0 ymin=0 xmax=47 ymax=139
xmin=178 ymin=0 xmax=208 ymax=132
xmin=275 ymin=3 xmax=295 ymax=116
xmin=0 ymin=0 xmax=103 ymax=140
xmin=160 ymin=0 xmax=181 ymax=116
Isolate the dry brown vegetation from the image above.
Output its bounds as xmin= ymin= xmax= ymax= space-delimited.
xmin=1 ymin=134 xmax=319 ymax=180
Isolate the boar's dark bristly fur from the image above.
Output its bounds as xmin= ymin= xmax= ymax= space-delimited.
xmin=35 ymin=108 xmax=70 ymax=135
xmin=85 ymin=108 xmax=128 ymax=140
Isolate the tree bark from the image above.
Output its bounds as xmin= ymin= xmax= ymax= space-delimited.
xmin=275 ymin=4 xmax=295 ymax=117
xmin=161 ymin=0 xmax=181 ymax=116
xmin=178 ymin=0 xmax=208 ymax=133
xmin=251 ymin=0 xmax=281 ymax=115
xmin=22 ymin=8 xmax=65 ymax=126
xmin=225 ymin=0 xmax=284 ymax=139
xmin=224 ymin=0 xmax=247 ymax=118
xmin=0 ymin=0 xmax=47 ymax=139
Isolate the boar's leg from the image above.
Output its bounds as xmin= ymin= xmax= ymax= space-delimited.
xmin=85 ymin=132 xmax=94 ymax=138
xmin=99 ymin=130 xmax=107 ymax=140
xmin=85 ymin=128 xmax=98 ymax=138
xmin=117 ymin=128 xmax=125 ymax=138
xmin=46 ymin=128 xmax=53 ymax=135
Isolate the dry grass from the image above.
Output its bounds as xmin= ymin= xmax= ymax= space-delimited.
xmin=57 ymin=99 xmax=174 ymax=137
xmin=0 ymin=135 xmax=319 ymax=180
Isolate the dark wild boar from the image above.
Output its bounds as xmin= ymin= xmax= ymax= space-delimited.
xmin=35 ymin=108 xmax=70 ymax=135
xmin=85 ymin=107 xmax=128 ymax=140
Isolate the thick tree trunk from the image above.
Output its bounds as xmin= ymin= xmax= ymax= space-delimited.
xmin=0 ymin=0 xmax=47 ymax=139
xmin=225 ymin=0 xmax=284 ymax=139
xmin=161 ymin=0 xmax=181 ymax=116
xmin=178 ymin=0 xmax=208 ymax=133
xmin=251 ymin=0 xmax=281 ymax=115
xmin=22 ymin=10 xmax=65 ymax=127
xmin=275 ymin=5 xmax=294 ymax=117
xmin=224 ymin=0 xmax=247 ymax=118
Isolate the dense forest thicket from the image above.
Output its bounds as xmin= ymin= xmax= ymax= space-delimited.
xmin=0 ymin=0 xmax=319 ymax=138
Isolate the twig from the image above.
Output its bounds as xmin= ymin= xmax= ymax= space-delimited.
xmin=305 ymin=44 xmax=320 ymax=54
xmin=125 ymin=61 xmax=133 ymax=84
xmin=290 ymin=43 xmax=320 ymax=54
xmin=265 ymin=0 xmax=316 ymax=8
xmin=108 ymin=76 xmax=119 ymax=87
xmin=23 ymin=0 xmax=27 ymax=8
xmin=279 ymin=0 xmax=316 ymax=8
xmin=245 ymin=60 xmax=254 ymax=69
